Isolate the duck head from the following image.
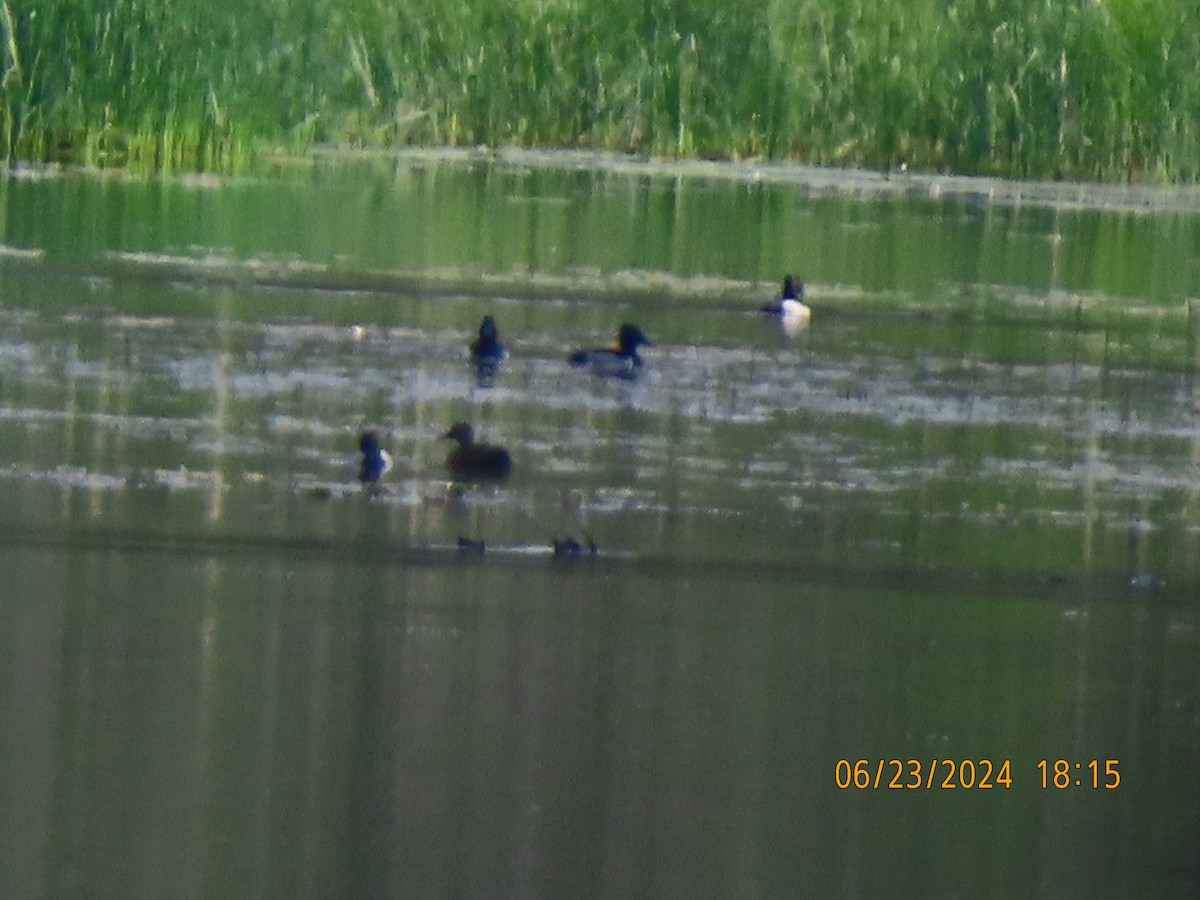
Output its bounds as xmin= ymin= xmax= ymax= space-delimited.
xmin=442 ymin=422 xmax=475 ymax=446
xmin=477 ymin=315 xmax=498 ymax=343
xmin=360 ymin=431 xmax=382 ymax=455
xmin=617 ymin=323 xmax=653 ymax=354
xmin=781 ymin=275 xmax=804 ymax=300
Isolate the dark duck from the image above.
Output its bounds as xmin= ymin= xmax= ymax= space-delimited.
xmin=442 ymin=422 xmax=512 ymax=480
xmin=568 ymin=323 xmax=653 ymax=379
xmin=358 ymin=431 xmax=393 ymax=485
xmin=469 ymin=315 xmax=505 ymax=380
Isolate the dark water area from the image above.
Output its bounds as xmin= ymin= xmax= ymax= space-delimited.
xmin=1 ymin=152 xmax=1198 ymax=898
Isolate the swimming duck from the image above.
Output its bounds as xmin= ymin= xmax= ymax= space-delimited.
xmin=568 ymin=323 xmax=653 ymax=379
xmin=442 ymin=422 xmax=512 ymax=480
xmin=759 ymin=275 xmax=812 ymax=331
xmin=470 ymin=315 xmax=505 ymax=380
xmin=358 ymin=431 xmax=393 ymax=485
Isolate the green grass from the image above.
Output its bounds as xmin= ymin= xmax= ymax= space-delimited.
xmin=2 ymin=0 xmax=1199 ymax=181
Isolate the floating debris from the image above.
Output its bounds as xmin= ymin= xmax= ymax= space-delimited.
xmin=1126 ymin=573 xmax=1166 ymax=593
xmin=457 ymin=536 xmax=486 ymax=555
xmin=552 ymin=536 xmax=598 ymax=558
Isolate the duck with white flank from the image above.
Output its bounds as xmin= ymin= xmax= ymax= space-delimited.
xmin=568 ymin=323 xmax=653 ymax=379
xmin=470 ymin=315 xmax=505 ymax=381
xmin=358 ymin=431 xmax=393 ymax=485
xmin=442 ymin=422 xmax=512 ymax=480
xmin=759 ymin=275 xmax=812 ymax=333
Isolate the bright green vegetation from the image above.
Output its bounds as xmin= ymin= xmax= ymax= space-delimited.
xmin=3 ymin=0 xmax=1199 ymax=180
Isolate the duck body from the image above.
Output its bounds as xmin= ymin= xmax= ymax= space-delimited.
xmin=470 ymin=316 xmax=504 ymax=359
xmin=443 ymin=422 xmax=512 ymax=480
xmin=759 ymin=275 xmax=812 ymax=329
xmin=568 ymin=323 xmax=653 ymax=379
xmin=358 ymin=431 xmax=393 ymax=484
xmin=470 ymin=315 xmax=506 ymax=381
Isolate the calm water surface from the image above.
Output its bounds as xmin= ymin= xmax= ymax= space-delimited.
xmin=1 ymin=152 xmax=1198 ymax=899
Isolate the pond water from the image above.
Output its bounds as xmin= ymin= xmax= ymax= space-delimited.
xmin=1 ymin=151 xmax=1198 ymax=899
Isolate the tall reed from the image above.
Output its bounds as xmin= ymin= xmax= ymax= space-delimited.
xmin=2 ymin=0 xmax=1198 ymax=181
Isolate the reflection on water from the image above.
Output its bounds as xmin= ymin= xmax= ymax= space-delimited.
xmin=1 ymin=156 xmax=1198 ymax=898
xmin=3 ymin=547 xmax=1196 ymax=899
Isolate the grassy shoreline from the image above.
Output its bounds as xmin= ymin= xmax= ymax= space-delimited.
xmin=3 ymin=0 xmax=1198 ymax=181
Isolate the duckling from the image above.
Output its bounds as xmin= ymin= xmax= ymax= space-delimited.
xmin=470 ymin=315 xmax=505 ymax=380
xmin=568 ymin=323 xmax=653 ymax=379
xmin=442 ymin=422 xmax=512 ymax=480
xmin=358 ymin=431 xmax=393 ymax=485
xmin=759 ymin=275 xmax=812 ymax=331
